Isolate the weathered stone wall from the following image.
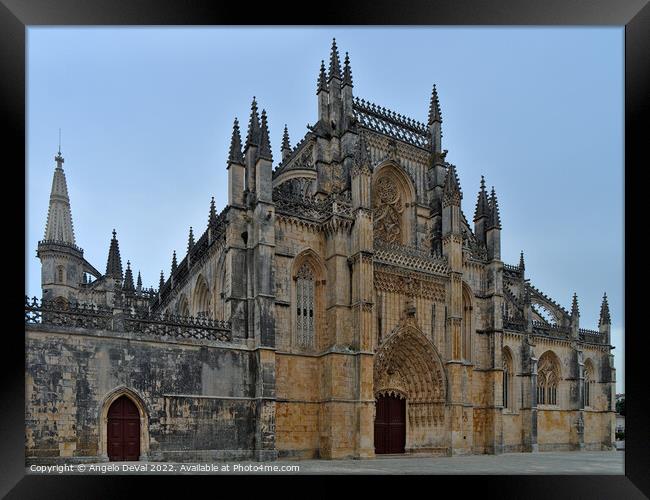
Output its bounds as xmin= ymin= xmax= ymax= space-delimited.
xmin=26 ymin=325 xmax=258 ymax=463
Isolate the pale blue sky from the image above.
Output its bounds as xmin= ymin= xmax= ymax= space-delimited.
xmin=26 ymin=27 xmax=624 ymax=391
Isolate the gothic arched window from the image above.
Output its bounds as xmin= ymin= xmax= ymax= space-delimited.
xmin=537 ymin=351 xmax=561 ymax=406
xmin=296 ymin=263 xmax=315 ymax=349
xmin=503 ymin=348 xmax=514 ymax=410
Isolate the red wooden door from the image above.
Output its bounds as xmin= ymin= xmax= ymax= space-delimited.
xmin=107 ymin=395 xmax=140 ymax=461
xmin=374 ymin=394 xmax=406 ymax=454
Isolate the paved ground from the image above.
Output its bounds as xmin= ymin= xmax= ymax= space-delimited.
xmin=27 ymin=451 xmax=624 ymax=475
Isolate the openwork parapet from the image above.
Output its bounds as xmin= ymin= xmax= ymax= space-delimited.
xmin=25 ymin=296 xmax=112 ymax=330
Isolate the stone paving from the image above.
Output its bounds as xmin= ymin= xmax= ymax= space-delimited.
xmin=26 ymin=451 xmax=624 ymax=475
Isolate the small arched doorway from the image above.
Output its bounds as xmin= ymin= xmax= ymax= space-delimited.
xmin=107 ymin=395 xmax=140 ymax=461
xmin=374 ymin=393 xmax=406 ymax=454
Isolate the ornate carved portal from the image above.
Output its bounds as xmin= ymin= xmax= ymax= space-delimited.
xmin=373 ymin=176 xmax=403 ymax=244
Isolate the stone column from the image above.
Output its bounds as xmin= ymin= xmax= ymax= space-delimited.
xmin=520 ymin=338 xmax=538 ymax=452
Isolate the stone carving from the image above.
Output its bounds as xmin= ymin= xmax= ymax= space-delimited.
xmin=373 ymin=177 xmax=403 ymax=244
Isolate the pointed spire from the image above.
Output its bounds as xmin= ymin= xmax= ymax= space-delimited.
xmin=171 ymin=251 xmax=178 ymax=274
xmin=443 ymin=164 xmax=462 ymax=201
xmin=473 ymin=176 xmax=490 ymax=222
xmin=136 ymin=271 xmax=142 ymax=292
xmin=571 ymin=292 xmax=580 ymax=318
xmin=105 ymin=229 xmax=123 ymax=280
xmin=599 ymin=292 xmax=611 ymax=326
xmin=208 ymin=196 xmax=217 ymax=226
xmin=428 ymin=84 xmax=442 ymax=125
xmin=187 ymin=226 xmax=195 ymax=252
xmin=123 ymin=260 xmax=135 ymax=291
xmin=342 ymin=52 xmax=353 ymax=87
xmin=317 ymin=60 xmax=328 ymax=93
xmin=258 ymin=109 xmax=272 ymax=161
xmin=519 ymin=251 xmax=526 ymax=271
xmin=488 ymin=186 xmax=502 ymax=229
xmin=228 ymin=118 xmax=244 ymax=164
xmin=328 ymin=38 xmax=341 ymax=81
xmin=245 ymin=96 xmax=261 ymax=147
xmin=159 ymin=270 xmax=165 ymax=291
xmin=281 ymin=125 xmax=291 ymax=151
xmin=44 ymin=148 xmax=76 ymax=245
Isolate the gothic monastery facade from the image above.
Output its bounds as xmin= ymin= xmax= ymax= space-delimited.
xmin=26 ymin=40 xmax=616 ymax=463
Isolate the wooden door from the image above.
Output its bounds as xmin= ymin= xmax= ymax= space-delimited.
xmin=107 ymin=395 xmax=140 ymax=461
xmin=374 ymin=394 xmax=406 ymax=454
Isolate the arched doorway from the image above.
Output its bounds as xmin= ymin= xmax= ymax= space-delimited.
xmin=374 ymin=393 xmax=406 ymax=454
xmin=107 ymin=395 xmax=140 ymax=461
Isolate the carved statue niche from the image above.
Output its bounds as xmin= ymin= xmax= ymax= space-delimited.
xmin=373 ymin=176 xmax=404 ymax=244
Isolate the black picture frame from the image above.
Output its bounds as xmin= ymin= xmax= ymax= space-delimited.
xmin=4 ymin=0 xmax=648 ymax=497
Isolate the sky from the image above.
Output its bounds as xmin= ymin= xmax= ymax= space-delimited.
xmin=26 ymin=27 xmax=624 ymax=392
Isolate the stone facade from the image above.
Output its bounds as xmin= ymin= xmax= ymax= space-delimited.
xmin=26 ymin=39 xmax=616 ymax=464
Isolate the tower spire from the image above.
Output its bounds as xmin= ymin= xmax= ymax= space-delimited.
xmin=245 ymin=96 xmax=261 ymax=147
xmin=258 ymin=109 xmax=272 ymax=161
xmin=123 ymin=260 xmax=134 ymax=291
xmin=44 ymin=147 xmax=76 ymax=245
xmin=473 ymin=176 xmax=490 ymax=222
xmin=328 ymin=38 xmax=341 ymax=81
xmin=599 ymin=292 xmax=611 ymax=326
xmin=105 ymin=229 xmax=123 ymax=280
xmin=228 ymin=118 xmax=244 ymax=164
xmin=342 ymin=52 xmax=353 ymax=87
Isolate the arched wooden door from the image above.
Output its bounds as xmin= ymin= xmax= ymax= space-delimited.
xmin=107 ymin=395 xmax=140 ymax=461
xmin=374 ymin=394 xmax=406 ymax=454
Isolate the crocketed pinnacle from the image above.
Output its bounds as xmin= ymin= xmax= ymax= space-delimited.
xmin=317 ymin=60 xmax=328 ymax=93
xmin=123 ymin=260 xmax=134 ymax=291
xmin=443 ymin=164 xmax=462 ymax=201
xmin=599 ymin=292 xmax=611 ymax=326
xmin=171 ymin=251 xmax=177 ymax=274
xmin=105 ymin=229 xmax=123 ymax=280
xmin=44 ymin=149 xmax=76 ymax=245
xmin=258 ymin=109 xmax=272 ymax=161
xmin=571 ymin=292 xmax=580 ymax=318
xmin=187 ymin=226 xmax=195 ymax=252
xmin=228 ymin=118 xmax=244 ymax=164
xmin=136 ymin=271 xmax=142 ymax=291
xmin=208 ymin=196 xmax=217 ymax=226
xmin=159 ymin=270 xmax=165 ymax=291
xmin=245 ymin=97 xmax=261 ymax=147
xmin=342 ymin=52 xmax=353 ymax=87
xmin=519 ymin=251 xmax=525 ymax=271
xmin=488 ymin=187 xmax=502 ymax=229
xmin=281 ymin=125 xmax=291 ymax=152
xmin=428 ymin=84 xmax=442 ymax=125
xmin=473 ymin=175 xmax=490 ymax=222
xmin=328 ymin=38 xmax=341 ymax=81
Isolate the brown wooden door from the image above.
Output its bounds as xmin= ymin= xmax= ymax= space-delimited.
xmin=107 ymin=395 xmax=140 ymax=461
xmin=374 ymin=394 xmax=406 ymax=454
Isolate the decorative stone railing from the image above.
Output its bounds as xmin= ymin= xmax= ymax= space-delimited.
xmin=25 ymin=296 xmax=231 ymax=342
xmin=374 ymin=241 xmax=448 ymax=275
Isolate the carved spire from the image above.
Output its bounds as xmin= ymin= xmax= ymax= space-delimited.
xmin=136 ymin=271 xmax=142 ymax=292
xmin=258 ymin=109 xmax=272 ymax=161
xmin=473 ymin=175 xmax=490 ymax=222
xmin=443 ymin=164 xmax=462 ymax=203
xmin=281 ymin=124 xmax=291 ymax=159
xmin=245 ymin=96 xmax=261 ymax=147
xmin=123 ymin=260 xmax=134 ymax=291
xmin=187 ymin=226 xmax=195 ymax=252
xmin=208 ymin=196 xmax=217 ymax=226
xmin=519 ymin=251 xmax=526 ymax=271
xmin=342 ymin=52 xmax=353 ymax=87
xmin=105 ymin=229 xmax=123 ymax=280
xmin=428 ymin=84 xmax=442 ymax=125
xmin=571 ymin=292 xmax=580 ymax=318
xmin=228 ymin=118 xmax=244 ymax=164
xmin=317 ymin=60 xmax=328 ymax=93
xmin=599 ymin=292 xmax=611 ymax=326
xmin=328 ymin=38 xmax=341 ymax=81
xmin=159 ymin=270 xmax=165 ymax=291
xmin=171 ymin=251 xmax=177 ymax=274
xmin=488 ymin=187 xmax=502 ymax=229
xmin=44 ymin=148 xmax=76 ymax=245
